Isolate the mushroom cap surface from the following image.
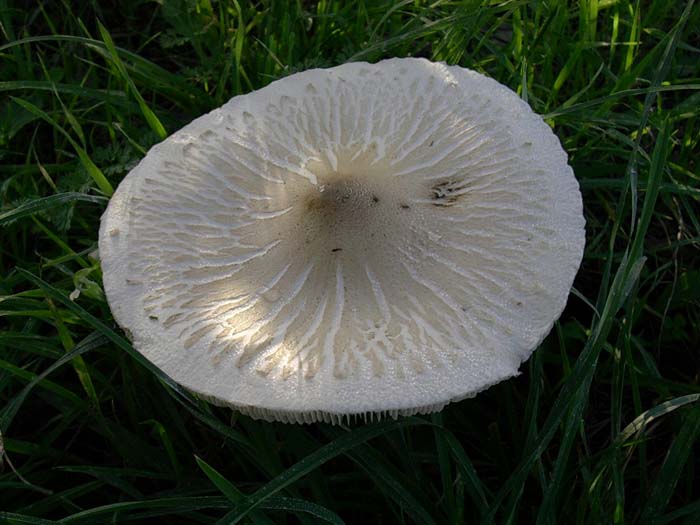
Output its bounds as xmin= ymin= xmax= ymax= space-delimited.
xmin=99 ymin=58 xmax=585 ymax=424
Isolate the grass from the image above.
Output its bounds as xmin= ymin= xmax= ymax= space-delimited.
xmin=1 ymin=0 xmax=699 ymax=523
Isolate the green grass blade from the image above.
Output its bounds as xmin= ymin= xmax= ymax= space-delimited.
xmin=0 ymin=80 xmax=135 ymax=108
xmin=13 ymin=268 xmax=256 ymax=450
xmin=0 ymin=35 xmax=206 ymax=109
xmin=431 ymin=413 xmax=457 ymax=520
xmin=8 ymin=97 xmax=113 ymax=196
xmin=195 ymin=456 xmax=247 ymax=504
xmin=195 ymin=456 xmax=277 ymax=525
xmin=0 ymin=193 xmax=106 ymax=227
xmin=0 ymin=331 xmax=106 ymax=433
xmin=629 ymin=117 xmax=672 ymax=261
xmin=656 ymin=499 xmax=700 ymax=525
xmin=347 ymin=444 xmax=437 ymax=525
xmin=536 ymin=380 xmax=591 ymax=524
xmin=0 ymin=512 xmax=60 ymax=524
xmin=215 ymin=418 xmax=430 ymax=525
xmin=640 ymin=408 xmax=700 ymax=523
xmin=97 ymin=21 xmax=167 ymax=140
xmin=439 ymin=428 xmax=490 ymax=514
xmin=619 ymin=394 xmax=700 ymax=444
xmin=256 ymin=496 xmax=345 ymax=525
xmin=59 ymin=496 xmax=231 ymax=523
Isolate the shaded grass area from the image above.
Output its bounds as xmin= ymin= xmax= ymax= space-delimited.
xmin=1 ymin=0 xmax=699 ymax=523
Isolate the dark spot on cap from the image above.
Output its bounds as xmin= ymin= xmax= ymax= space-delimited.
xmin=331 ymin=248 xmax=342 ymax=252
xmin=431 ymin=179 xmax=468 ymax=207
xmin=372 ymin=195 xmax=379 ymax=203
xmin=400 ymin=204 xmax=410 ymax=209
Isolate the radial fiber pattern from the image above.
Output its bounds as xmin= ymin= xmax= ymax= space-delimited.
xmin=100 ymin=58 xmax=585 ymax=423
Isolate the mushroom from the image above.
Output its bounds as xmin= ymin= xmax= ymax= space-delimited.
xmin=99 ymin=58 xmax=585 ymax=424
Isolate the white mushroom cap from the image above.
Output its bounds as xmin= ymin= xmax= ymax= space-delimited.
xmin=99 ymin=58 xmax=585 ymax=424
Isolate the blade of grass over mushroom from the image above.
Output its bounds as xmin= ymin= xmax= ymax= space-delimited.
xmin=8 ymin=97 xmax=113 ymax=196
